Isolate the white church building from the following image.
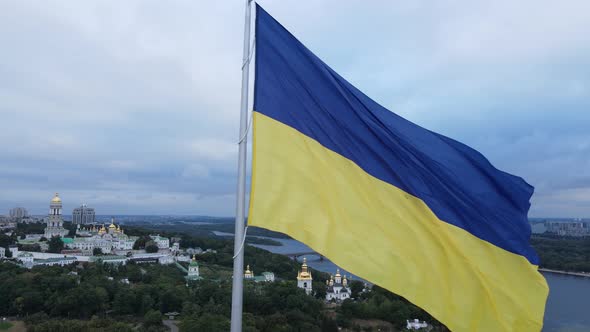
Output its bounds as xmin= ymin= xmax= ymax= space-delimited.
xmin=65 ymin=219 xmax=137 ymax=254
xmin=325 ymin=269 xmax=351 ymax=302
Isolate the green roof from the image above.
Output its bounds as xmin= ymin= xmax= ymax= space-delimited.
xmin=61 ymin=238 xmax=74 ymax=244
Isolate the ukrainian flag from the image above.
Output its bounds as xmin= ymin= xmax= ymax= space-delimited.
xmin=248 ymin=5 xmax=548 ymax=331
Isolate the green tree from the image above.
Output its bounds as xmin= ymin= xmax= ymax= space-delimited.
xmin=181 ymin=313 xmax=230 ymax=332
xmin=93 ymin=248 xmax=103 ymax=256
xmin=0 ymin=234 xmax=14 ymax=248
xmin=143 ymin=309 xmax=163 ymax=328
xmin=313 ymin=280 xmax=327 ymax=300
xmin=133 ymin=235 xmax=152 ymax=250
xmin=145 ymin=243 xmax=159 ymax=253
xmin=113 ymin=288 xmax=136 ymax=315
xmin=321 ymin=317 xmax=339 ymax=332
xmin=350 ymin=280 xmax=365 ymax=299
xmin=140 ymin=294 xmax=155 ymax=315
xmin=47 ymin=236 xmax=64 ymax=253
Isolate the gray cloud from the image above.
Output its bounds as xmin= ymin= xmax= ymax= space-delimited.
xmin=0 ymin=0 xmax=588 ymax=217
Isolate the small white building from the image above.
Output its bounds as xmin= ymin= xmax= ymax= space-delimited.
xmin=261 ymin=271 xmax=275 ymax=282
xmin=150 ymin=235 xmax=170 ymax=249
xmin=406 ymin=319 xmax=428 ymax=330
xmin=171 ymin=242 xmax=180 ymax=252
xmin=175 ymin=254 xmax=191 ymax=262
xmin=158 ymin=255 xmax=175 ymax=265
xmin=244 ymin=265 xmax=275 ymax=283
xmin=34 ymin=256 xmax=77 ymax=267
xmin=186 ymin=247 xmax=203 ymax=255
xmin=8 ymin=245 xmax=18 ymax=257
xmin=17 ymin=252 xmax=34 ymax=268
xmin=0 ymin=247 xmax=5 ymax=258
xmin=90 ymin=255 xmax=127 ymax=265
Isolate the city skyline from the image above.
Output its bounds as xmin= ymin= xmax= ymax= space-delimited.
xmin=0 ymin=1 xmax=589 ymax=216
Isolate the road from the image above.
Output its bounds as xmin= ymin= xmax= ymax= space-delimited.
xmin=163 ymin=320 xmax=179 ymax=332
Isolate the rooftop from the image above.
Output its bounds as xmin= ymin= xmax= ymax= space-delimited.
xmin=36 ymin=257 xmax=77 ymax=263
xmin=90 ymin=255 xmax=127 ymax=261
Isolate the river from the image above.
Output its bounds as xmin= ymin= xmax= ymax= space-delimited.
xmin=244 ymin=234 xmax=590 ymax=332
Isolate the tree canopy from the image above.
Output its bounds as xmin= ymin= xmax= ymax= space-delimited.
xmin=47 ymin=236 xmax=64 ymax=253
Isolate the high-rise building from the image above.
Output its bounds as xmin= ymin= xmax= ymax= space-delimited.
xmin=72 ymin=204 xmax=95 ymax=225
xmin=44 ymin=193 xmax=68 ymax=238
xmin=9 ymin=207 xmax=28 ymax=219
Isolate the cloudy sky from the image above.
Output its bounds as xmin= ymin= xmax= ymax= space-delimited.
xmin=0 ymin=1 xmax=588 ymax=217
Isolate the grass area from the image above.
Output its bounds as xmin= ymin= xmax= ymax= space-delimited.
xmin=0 ymin=322 xmax=13 ymax=330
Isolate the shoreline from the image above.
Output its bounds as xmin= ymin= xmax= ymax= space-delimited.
xmin=539 ymin=268 xmax=590 ymax=278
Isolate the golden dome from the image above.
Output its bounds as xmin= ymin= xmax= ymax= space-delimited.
xmin=335 ymin=268 xmax=341 ymax=277
xmin=297 ymin=257 xmax=312 ymax=280
xmin=245 ymin=265 xmax=253 ymax=278
xmin=51 ymin=193 xmax=62 ymax=203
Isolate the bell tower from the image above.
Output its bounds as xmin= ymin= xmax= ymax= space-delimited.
xmin=44 ymin=193 xmax=68 ymax=238
xmin=296 ymin=257 xmax=313 ymax=295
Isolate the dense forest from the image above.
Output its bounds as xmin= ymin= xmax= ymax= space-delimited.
xmin=0 ymin=226 xmax=445 ymax=332
xmin=531 ymin=235 xmax=590 ymax=272
xmin=4 ymin=222 xmax=590 ymax=330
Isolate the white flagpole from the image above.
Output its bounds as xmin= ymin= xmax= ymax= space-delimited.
xmin=230 ymin=0 xmax=252 ymax=331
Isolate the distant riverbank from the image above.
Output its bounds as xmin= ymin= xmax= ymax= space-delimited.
xmin=212 ymin=231 xmax=283 ymax=246
xmin=539 ymin=268 xmax=590 ymax=278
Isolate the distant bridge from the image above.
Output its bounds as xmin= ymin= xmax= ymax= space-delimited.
xmin=285 ymin=252 xmax=324 ymax=261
